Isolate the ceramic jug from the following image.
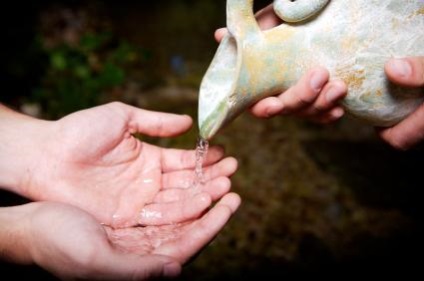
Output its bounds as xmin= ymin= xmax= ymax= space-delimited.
xmin=198 ymin=0 xmax=424 ymax=140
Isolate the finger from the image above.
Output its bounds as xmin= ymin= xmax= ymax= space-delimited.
xmin=201 ymin=157 xmax=238 ymax=182
xmin=95 ymin=251 xmax=181 ymax=280
xmin=162 ymin=157 xmax=238 ymax=189
xmin=214 ymin=28 xmax=228 ymax=42
xmin=385 ymin=57 xmax=424 ymax=87
xmin=121 ymin=103 xmax=193 ymax=137
xmin=154 ymin=177 xmax=231 ymax=203
xmin=215 ymin=4 xmax=282 ymax=43
xmin=153 ymin=193 xmax=241 ymax=263
xmin=376 ymin=103 xmax=424 ymax=150
xmin=160 ymin=145 xmax=225 ymax=173
xmin=250 ymin=67 xmax=329 ymax=117
xmin=255 ymin=4 xmax=283 ymax=29
xmin=297 ymin=80 xmax=347 ymax=117
xmin=138 ymin=193 xmax=212 ymax=226
xmin=249 ymin=96 xmax=286 ymax=119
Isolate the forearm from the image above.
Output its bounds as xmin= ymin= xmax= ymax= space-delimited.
xmin=0 ymin=203 xmax=35 ymax=264
xmin=0 ymin=104 xmax=51 ymax=194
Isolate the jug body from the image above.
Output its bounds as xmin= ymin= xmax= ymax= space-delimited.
xmin=198 ymin=0 xmax=424 ymax=140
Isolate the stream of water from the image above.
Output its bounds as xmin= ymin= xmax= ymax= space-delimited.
xmin=192 ymin=137 xmax=209 ymax=189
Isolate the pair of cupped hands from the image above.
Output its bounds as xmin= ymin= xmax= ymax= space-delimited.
xmin=3 ymin=101 xmax=240 ymax=279
xmin=5 ymin=5 xmax=423 ymax=281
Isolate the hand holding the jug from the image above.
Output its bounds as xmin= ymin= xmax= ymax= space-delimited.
xmin=216 ymin=5 xmax=423 ymax=150
xmin=215 ymin=4 xmax=347 ymax=124
xmin=376 ymin=57 xmax=424 ymax=150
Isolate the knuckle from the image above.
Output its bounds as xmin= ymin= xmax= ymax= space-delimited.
xmin=312 ymin=102 xmax=326 ymax=113
xmin=298 ymin=90 xmax=318 ymax=105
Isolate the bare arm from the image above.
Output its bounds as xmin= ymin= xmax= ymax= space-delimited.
xmin=0 ymin=104 xmax=51 ymax=193
xmin=0 ymin=203 xmax=35 ymax=264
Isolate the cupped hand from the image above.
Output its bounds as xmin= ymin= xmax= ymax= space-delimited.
xmin=106 ymin=192 xmax=241 ymax=264
xmin=214 ymin=4 xmax=347 ymax=124
xmin=377 ymin=57 xmax=424 ymax=150
xmin=24 ymin=102 xmax=238 ymax=227
xmin=26 ymin=194 xmax=240 ymax=280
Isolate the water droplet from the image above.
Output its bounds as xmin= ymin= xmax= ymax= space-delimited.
xmin=140 ymin=208 xmax=163 ymax=219
xmin=110 ymin=213 xmax=123 ymax=227
xmin=143 ymin=178 xmax=153 ymax=184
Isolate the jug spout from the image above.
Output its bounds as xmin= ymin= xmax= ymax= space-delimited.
xmin=198 ymin=35 xmax=238 ymax=140
xmin=198 ymin=0 xmax=260 ymax=140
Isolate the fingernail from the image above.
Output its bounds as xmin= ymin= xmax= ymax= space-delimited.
xmin=265 ymin=106 xmax=279 ymax=117
xmin=389 ymin=59 xmax=412 ymax=77
xmin=163 ymin=262 xmax=181 ymax=278
xmin=266 ymin=104 xmax=287 ymax=117
xmin=310 ymin=71 xmax=327 ymax=92
xmin=332 ymin=108 xmax=345 ymax=119
xmin=326 ymin=87 xmax=344 ymax=103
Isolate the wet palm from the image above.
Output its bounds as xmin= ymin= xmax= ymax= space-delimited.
xmin=106 ymin=193 xmax=241 ymax=263
xmin=25 ymin=102 xmax=237 ymax=227
xmin=28 ymin=194 xmax=240 ymax=280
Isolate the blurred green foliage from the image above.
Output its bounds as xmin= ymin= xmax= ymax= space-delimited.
xmin=32 ymin=31 xmax=150 ymax=118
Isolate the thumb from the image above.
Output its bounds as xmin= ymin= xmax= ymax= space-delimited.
xmin=126 ymin=105 xmax=193 ymax=137
xmin=384 ymin=57 xmax=424 ymax=87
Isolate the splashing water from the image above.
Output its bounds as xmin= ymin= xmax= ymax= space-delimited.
xmin=192 ymin=137 xmax=209 ymax=189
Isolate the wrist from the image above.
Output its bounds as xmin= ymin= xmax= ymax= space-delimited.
xmin=0 ymin=104 xmax=53 ymax=195
xmin=0 ymin=203 xmax=38 ymax=264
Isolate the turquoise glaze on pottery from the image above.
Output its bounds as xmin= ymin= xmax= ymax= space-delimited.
xmin=198 ymin=0 xmax=424 ymax=140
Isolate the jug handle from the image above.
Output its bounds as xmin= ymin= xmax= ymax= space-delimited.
xmin=227 ymin=0 xmax=261 ymax=39
xmin=227 ymin=0 xmax=330 ymax=39
xmin=273 ymin=0 xmax=330 ymax=23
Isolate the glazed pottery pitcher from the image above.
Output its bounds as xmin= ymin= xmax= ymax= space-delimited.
xmin=198 ymin=0 xmax=424 ymax=140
